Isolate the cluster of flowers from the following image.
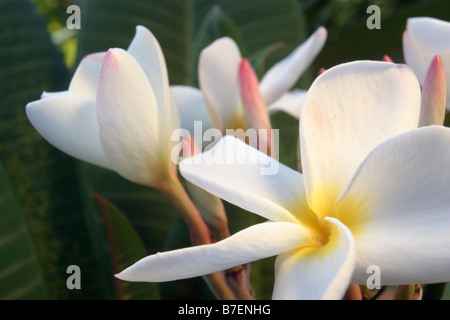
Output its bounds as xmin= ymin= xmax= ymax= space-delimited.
xmin=26 ymin=17 xmax=450 ymax=300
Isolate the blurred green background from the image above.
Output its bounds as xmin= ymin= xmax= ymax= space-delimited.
xmin=0 ymin=0 xmax=449 ymax=300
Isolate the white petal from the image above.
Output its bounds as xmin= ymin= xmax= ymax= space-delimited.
xmin=127 ymin=25 xmax=180 ymax=173
xmin=180 ymin=136 xmax=318 ymax=226
xmin=403 ymin=29 xmax=429 ymax=84
xmin=260 ymin=27 xmax=327 ymax=105
xmin=40 ymin=90 xmax=72 ymax=99
xmin=437 ymin=49 xmax=450 ymax=109
xmin=26 ymin=94 xmax=111 ymax=169
xmin=405 ymin=17 xmax=450 ymax=81
xmin=68 ymin=52 xmax=106 ymax=99
xmin=198 ymin=37 xmax=243 ymax=131
xmin=97 ymin=48 xmax=164 ymax=186
xmin=267 ymin=89 xmax=307 ymax=119
xmin=170 ymin=85 xmax=211 ymax=136
xmin=127 ymin=25 xmax=171 ymax=115
xmin=273 ymin=217 xmax=355 ymax=300
xmin=301 ymin=61 xmax=421 ymax=218
xmin=116 ymin=221 xmax=314 ymax=282
xmin=336 ymin=126 xmax=450 ymax=285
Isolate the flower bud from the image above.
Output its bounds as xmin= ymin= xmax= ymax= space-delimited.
xmin=239 ymin=58 xmax=272 ymax=156
xmin=419 ymin=55 xmax=446 ymax=126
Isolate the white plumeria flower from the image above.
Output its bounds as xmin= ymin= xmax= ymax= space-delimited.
xmin=173 ymin=27 xmax=327 ymax=136
xmin=403 ymin=17 xmax=450 ymax=109
xmin=116 ymin=60 xmax=450 ymax=299
xmin=26 ymin=26 xmax=180 ymax=187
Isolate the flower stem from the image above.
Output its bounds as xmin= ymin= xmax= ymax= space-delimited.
xmin=157 ymin=175 xmax=236 ymax=300
xmin=343 ymin=284 xmax=362 ymax=300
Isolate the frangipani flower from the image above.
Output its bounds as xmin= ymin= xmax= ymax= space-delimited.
xmin=26 ymin=26 xmax=180 ymax=187
xmin=403 ymin=17 xmax=450 ymax=109
xmin=116 ymin=61 xmax=450 ymax=299
xmin=173 ymin=26 xmax=327 ymax=136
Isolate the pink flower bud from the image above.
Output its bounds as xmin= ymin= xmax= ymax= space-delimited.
xmin=318 ymin=68 xmax=327 ymax=76
xmin=419 ymin=55 xmax=446 ymax=126
xmin=382 ymin=55 xmax=394 ymax=63
xmin=239 ymin=58 xmax=272 ymax=155
xmin=181 ymin=133 xmax=201 ymax=158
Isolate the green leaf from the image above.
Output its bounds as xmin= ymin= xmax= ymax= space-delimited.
xmin=0 ymin=157 xmax=49 ymax=299
xmin=0 ymin=0 xmax=105 ymax=299
xmin=95 ymin=194 xmax=160 ymax=300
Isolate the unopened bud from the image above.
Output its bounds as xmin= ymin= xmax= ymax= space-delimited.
xmin=239 ymin=58 xmax=272 ymax=156
xmin=318 ymin=67 xmax=327 ymax=76
xmin=382 ymin=55 xmax=393 ymax=63
xmin=419 ymin=55 xmax=446 ymax=126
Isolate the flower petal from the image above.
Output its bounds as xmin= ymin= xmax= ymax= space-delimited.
xmin=68 ymin=52 xmax=106 ymax=99
xmin=301 ymin=61 xmax=421 ymax=218
xmin=179 ymin=136 xmax=317 ymax=226
xmin=272 ymin=217 xmax=355 ymax=300
xmin=437 ymin=49 xmax=450 ymax=109
xmin=259 ymin=27 xmax=327 ymax=105
xmin=170 ymin=85 xmax=211 ymax=136
xmin=198 ymin=37 xmax=243 ymax=131
xmin=116 ymin=221 xmax=314 ymax=282
xmin=127 ymin=25 xmax=180 ymax=172
xmin=266 ymin=89 xmax=307 ymax=119
xmin=403 ymin=29 xmax=429 ymax=85
xmin=127 ymin=25 xmax=171 ymax=114
xmin=336 ymin=126 xmax=450 ymax=285
xmin=97 ymin=48 xmax=164 ymax=186
xmin=26 ymin=94 xmax=111 ymax=169
xmin=405 ymin=17 xmax=450 ymax=82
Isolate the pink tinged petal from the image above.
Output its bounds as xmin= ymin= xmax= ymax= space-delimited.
xmin=198 ymin=37 xmax=243 ymax=131
xmin=179 ymin=136 xmax=318 ymax=226
xmin=301 ymin=61 xmax=421 ymax=218
xmin=259 ymin=26 xmax=327 ymax=105
xmin=97 ymin=48 xmax=164 ymax=186
xmin=272 ymin=217 xmax=356 ymax=300
xmin=116 ymin=221 xmax=314 ymax=282
xmin=239 ymin=58 xmax=272 ymax=154
xmin=68 ymin=52 xmax=106 ymax=99
xmin=26 ymin=95 xmax=111 ymax=169
xmin=336 ymin=126 xmax=450 ymax=285
xmin=181 ymin=133 xmax=201 ymax=158
xmin=419 ymin=55 xmax=446 ymax=126
xmin=266 ymin=89 xmax=307 ymax=119
xmin=170 ymin=85 xmax=211 ymax=136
